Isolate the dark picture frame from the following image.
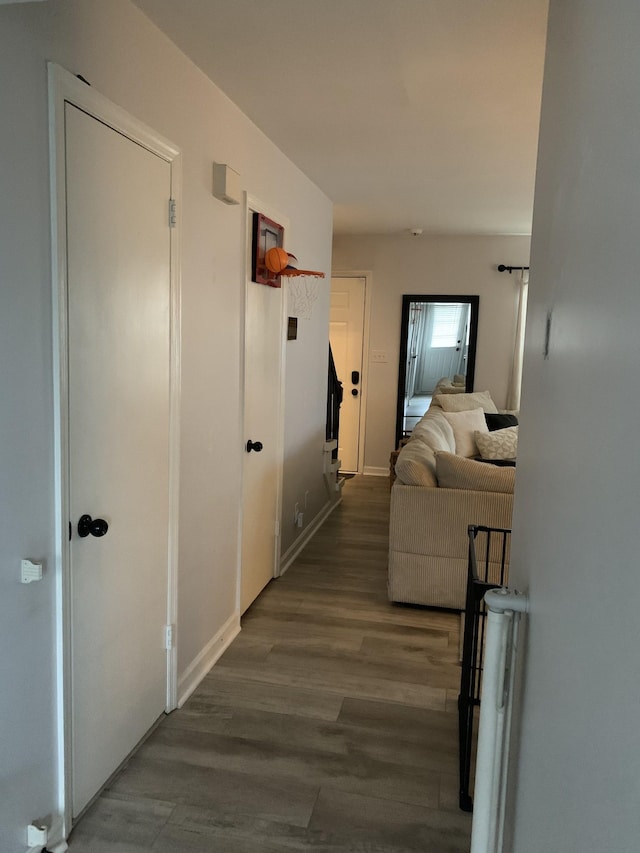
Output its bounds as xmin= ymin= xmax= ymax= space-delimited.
xmin=251 ymin=212 xmax=284 ymax=287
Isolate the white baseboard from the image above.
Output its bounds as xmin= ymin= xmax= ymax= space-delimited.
xmin=363 ymin=466 xmax=389 ymax=477
xmin=279 ymin=495 xmax=342 ymax=576
xmin=177 ymin=611 xmax=241 ymax=707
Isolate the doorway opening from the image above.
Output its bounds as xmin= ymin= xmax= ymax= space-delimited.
xmin=329 ymin=274 xmax=371 ymax=474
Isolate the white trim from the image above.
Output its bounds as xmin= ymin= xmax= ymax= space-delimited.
xmin=177 ymin=612 xmax=241 ymax=707
xmin=330 ymin=271 xmax=373 ymax=474
xmin=48 ymin=62 xmax=182 ymax=834
xmin=363 ymin=466 xmax=390 ymax=477
xmin=279 ymin=496 xmax=343 ymax=576
xmin=166 ymin=150 xmax=182 ymax=715
xmin=49 ymin=64 xmax=73 ymax=837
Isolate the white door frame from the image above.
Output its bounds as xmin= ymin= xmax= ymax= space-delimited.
xmin=331 ymin=270 xmax=372 ymax=474
xmin=238 ymin=194 xmax=288 ymax=609
xmin=48 ymin=63 xmax=182 ymax=836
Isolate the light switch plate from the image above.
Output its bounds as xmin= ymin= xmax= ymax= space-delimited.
xmin=371 ymin=350 xmax=389 ymax=363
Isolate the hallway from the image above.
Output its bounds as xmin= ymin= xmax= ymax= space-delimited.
xmin=68 ymin=476 xmax=471 ymax=852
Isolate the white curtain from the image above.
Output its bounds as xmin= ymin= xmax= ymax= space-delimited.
xmin=506 ymin=269 xmax=529 ymax=412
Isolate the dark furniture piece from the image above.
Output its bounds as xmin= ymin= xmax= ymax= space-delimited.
xmin=458 ymin=524 xmax=511 ymax=812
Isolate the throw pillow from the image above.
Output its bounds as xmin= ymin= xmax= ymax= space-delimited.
xmin=484 ymin=413 xmax=519 ymax=431
xmin=441 ymin=408 xmax=488 ymax=458
xmin=394 ymin=440 xmax=438 ymax=487
xmin=474 ymin=426 xmax=518 ymax=460
xmin=432 ymin=390 xmax=498 ymax=414
xmin=435 ymin=451 xmax=515 ymax=493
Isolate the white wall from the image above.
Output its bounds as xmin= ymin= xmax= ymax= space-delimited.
xmin=0 ymin=9 xmax=56 ymax=851
xmin=0 ymin=1 xmax=332 ymax=848
xmin=332 ymin=234 xmax=531 ymax=471
xmin=506 ymin=2 xmax=640 ymax=850
xmin=280 ymin=218 xmax=334 ymax=557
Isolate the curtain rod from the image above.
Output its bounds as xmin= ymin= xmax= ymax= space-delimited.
xmin=498 ymin=264 xmax=530 ymax=274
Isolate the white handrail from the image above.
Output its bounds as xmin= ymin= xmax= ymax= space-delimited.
xmin=470 ymin=588 xmax=529 ymax=853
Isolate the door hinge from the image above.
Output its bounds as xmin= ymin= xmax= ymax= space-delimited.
xmin=168 ymin=198 xmax=177 ymax=228
xmin=164 ymin=624 xmax=174 ymax=650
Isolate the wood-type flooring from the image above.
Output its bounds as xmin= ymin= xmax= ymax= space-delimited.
xmin=68 ymin=475 xmax=471 ymax=852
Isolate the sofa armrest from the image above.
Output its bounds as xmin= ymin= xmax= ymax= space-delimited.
xmin=389 ymin=483 xmax=513 ymax=560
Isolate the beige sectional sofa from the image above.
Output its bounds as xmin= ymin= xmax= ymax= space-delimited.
xmin=432 ymin=374 xmax=467 ymax=394
xmin=388 ymin=395 xmax=515 ymax=610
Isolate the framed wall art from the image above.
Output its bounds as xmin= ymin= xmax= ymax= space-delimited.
xmin=251 ymin=212 xmax=284 ymax=287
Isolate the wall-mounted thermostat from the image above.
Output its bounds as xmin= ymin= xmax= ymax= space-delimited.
xmin=212 ymin=162 xmax=241 ymax=205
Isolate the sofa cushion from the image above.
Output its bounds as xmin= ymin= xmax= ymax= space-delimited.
xmin=435 ymin=451 xmax=515 ymax=493
xmin=484 ymin=412 xmax=519 ymax=431
xmin=437 ymin=383 xmax=466 ymax=394
xmin=441 ymin=408 xmax=488 ymax=458
xmin=432 ymin=390 xmax=498 ymax=413
xmin=395 ymin=440 xmax=438 ymax=487
xmin=435 ymin=377 xmax=467 ymax=394
xmin=411 ymin=410 xmax=456 ymax=453
xmin=474 ymin=426 xmax=518 ymax=460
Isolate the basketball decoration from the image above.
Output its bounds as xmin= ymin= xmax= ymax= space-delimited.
xmin=264 ymin=247 xmax=289 ymax=274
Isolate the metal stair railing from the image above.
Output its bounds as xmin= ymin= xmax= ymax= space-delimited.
xmin=326 ymin=345 xmax=343 ymax=461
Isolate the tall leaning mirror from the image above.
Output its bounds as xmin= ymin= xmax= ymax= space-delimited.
xmin=395 ymin=294 xmax=479 ymax=447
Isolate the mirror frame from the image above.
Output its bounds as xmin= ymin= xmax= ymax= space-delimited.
xmin=395 ymin=294 xmax=480 ymax=447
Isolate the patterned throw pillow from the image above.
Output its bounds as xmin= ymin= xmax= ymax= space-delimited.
xmin=474 ymin=426 xmax=518 ymax=460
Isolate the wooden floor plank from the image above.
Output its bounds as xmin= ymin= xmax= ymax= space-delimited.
xmin=68 ymin=476 xmax=470 ymax=852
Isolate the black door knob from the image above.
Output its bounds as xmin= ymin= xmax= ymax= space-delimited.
xmin=351 ymin=389 xmax=359 ymax=397
xmin=78 ymin=514 xmax=109 ymax=538
xmin=246 ymin=440 xmax=263 ymax=453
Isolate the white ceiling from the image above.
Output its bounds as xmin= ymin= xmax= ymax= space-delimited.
xmin=132 ymin=0 xmax=548 ymax=236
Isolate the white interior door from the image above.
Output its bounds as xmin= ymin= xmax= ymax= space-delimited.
xmin=415 ymin=303 xmax=470 ymax=392
xmin=241 ymin=218 xmax=284 ymax=613
xmin=330 ymin=277 xmax=365 ymax=472
xmin=65 ymin=103 xmax=172 ymax=817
